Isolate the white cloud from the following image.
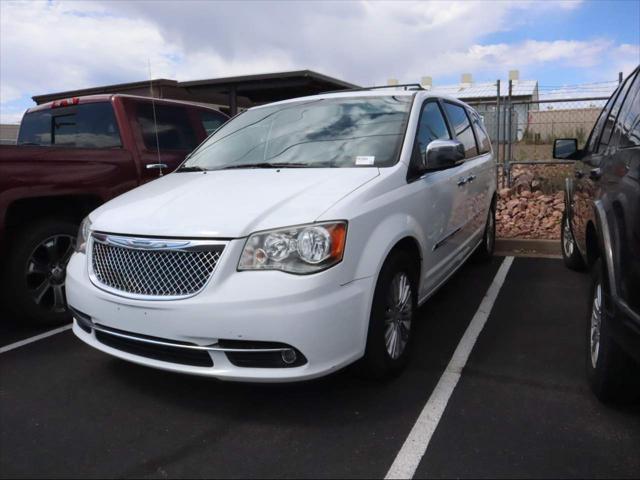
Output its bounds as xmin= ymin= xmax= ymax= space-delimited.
xmin=0 ymin=0 xmax=636 ymax=123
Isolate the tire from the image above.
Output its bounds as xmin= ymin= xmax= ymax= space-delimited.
xmin=474 ymin=201 xmax=496 ymax=261
xmin=360 ymin=250 xmax=417 ymax=379
xmin=561 ymin=210 xmax=585 ymax=270
xmin=586 ymin=259 xmax=639 ymax=403
xmin=2 ymin=218 xmax=77 ymax=326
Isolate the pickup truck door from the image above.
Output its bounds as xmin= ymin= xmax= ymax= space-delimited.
xmin=125 ymin=100 xmax=226 ymax=184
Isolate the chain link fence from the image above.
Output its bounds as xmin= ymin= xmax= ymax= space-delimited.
xmin=463 ymin=76 xmax=620 ymax=239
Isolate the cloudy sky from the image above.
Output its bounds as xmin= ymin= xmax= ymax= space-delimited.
xmin=1 ymin=0 xmax=639 ymax=123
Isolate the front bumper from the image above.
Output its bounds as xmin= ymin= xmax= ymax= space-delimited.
xmin=65 ymin=241 xmax=375 ymax=382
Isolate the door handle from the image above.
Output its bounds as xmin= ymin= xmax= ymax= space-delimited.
xmin=589 ymin=167 xmax=602 ymax=180
xmin=466 ymin=175 xmax=476 ymax=183
xmin=457 ymin=178 xmax=467 ymax=187
xmin=146 ymin=163 xmax=168 ymax=170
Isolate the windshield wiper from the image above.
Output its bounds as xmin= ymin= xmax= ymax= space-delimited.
xmin=176 ymin=165 xmax=208 ymax=172
xmin=220 ymin=162 xmax=309 ymax=170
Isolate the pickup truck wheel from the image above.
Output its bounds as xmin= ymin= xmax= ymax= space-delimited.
xmin=360 ymin=250 xmax=416 ymax=379
xmin=3 ymin=219 xmax=77 ymax=326
xmin=561 ymin=211 xmax=585 ymax=270
xmin=586 ymin=259 xmax=639 ymax=402
xmin=474 ymin=202 xmax=495 ymax=261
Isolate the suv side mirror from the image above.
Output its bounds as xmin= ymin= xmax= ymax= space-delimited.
xmin=553 ymin=138 xmax=578 ymax=160
xmin=424 ymin=139 xmax=465 ymax=171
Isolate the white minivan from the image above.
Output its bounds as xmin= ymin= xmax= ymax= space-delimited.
xmin=66 ymin=88 xmax=497 ymax=382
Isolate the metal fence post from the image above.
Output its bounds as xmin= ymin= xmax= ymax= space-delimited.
xmin=506 ymin=79 xmax=513 ymax=187
xmin=495 ymin=79 xmax=501 ymax=186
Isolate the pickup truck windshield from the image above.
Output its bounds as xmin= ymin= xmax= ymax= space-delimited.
xmin=181 ymin=96 xmax=413 ymax=170
xmin=18 ymin=102 xmax=121 ymax=148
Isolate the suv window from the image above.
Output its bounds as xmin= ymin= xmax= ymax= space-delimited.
xmin=469 ymin=110 xmax=491 ymax=154
xmin=415 ymin=101 xmax=451 ymax=162
xmin=199 ymin=110 xmax=226 ymax=136
xmin=598 ymin=71 xmax=636 ymax=151
xmin=18 ymin=102 xmax=121 ymax=148
xmin=443 ymin=102 xmax=478 ymax=158
xmin=587 ymin=93 xmax=617 ymax=152
xmin=615 ymin=70 xmax=640 ymax=149
xmin=137 ymin=103 xmax=198 ymax=151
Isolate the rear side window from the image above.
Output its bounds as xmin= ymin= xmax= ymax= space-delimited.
xmin=137 ymin=103 xmax=197 ymax=151
xmin=443 ymin=102 xmax=478 ymax=158
xmin=470 ymin=110 xmax=491 ymax=154
xmin=616 ymin=71 xmax=640 ymax=149
xmin=18 ymin=102 xmax=121 ymax=148
xmin=199 ymin=110 xmax=227 ymax=135
xmin=415 ymin=101 xmax=450 ymax=161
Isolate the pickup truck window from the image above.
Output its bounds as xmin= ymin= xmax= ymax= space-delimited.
xmin=18 ymin=102 xmax=121 ymax=148
xmin=443 ymin=102 xmax=478 ymax=159
xmin=199 ymin=111 xmax=227 ymax=136
xmin=182 ymin=95 xmax=413 ymax=170
xmin=137 ymin=103 xmax=198 ymax=151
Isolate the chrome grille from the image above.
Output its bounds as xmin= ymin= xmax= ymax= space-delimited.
xmin=90 ymin=235 xmax=224 ymax=298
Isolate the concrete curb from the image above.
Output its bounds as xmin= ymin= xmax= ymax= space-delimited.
xmin=495 ymin=238 xmax=561 ymax=258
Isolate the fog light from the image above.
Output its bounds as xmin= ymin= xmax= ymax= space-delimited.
xmin=281 ymin=349 xmax=297 ymax=365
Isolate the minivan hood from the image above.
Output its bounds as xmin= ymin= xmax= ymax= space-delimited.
xmin=90 ymin=168 xmax=379 ymax=238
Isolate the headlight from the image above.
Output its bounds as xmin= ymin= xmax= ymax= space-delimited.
xmin=75 ymin=216 xmax=92 ymax=253
xmin=238 ymin=221 xmax=347 ymax=274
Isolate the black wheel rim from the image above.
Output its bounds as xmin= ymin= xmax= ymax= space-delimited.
xmin=25 ymin=234 xmax=75 ymax=313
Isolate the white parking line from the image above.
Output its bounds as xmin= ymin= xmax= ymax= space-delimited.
xmin=0 ymin=324 xmax=72 ymax=354
xmin=385 ymin=256 xmax=515 ymax=479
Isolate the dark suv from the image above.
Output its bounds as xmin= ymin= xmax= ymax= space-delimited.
xmin=554 ymin=65 xmax=640 ymax=402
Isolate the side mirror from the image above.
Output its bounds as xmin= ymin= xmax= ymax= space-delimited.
xmin=424 ymin=139 xmax=465 ymax=171
xmin=553 ymin=138 xmax=578 ymax=160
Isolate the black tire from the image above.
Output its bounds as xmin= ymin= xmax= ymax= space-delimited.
xmin=2 ymin=218 xmax=77 ymax=326
xmin=474 ymin=201 xmax=496 ymax=261
xmin=360 ymin=250 xmax=417 ymax=379
xmin=561 ymin=210 xmax=585 ymax=270
xmin=586 ymin=259 xmax=639 ymax=403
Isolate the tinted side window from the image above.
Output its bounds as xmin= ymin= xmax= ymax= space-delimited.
xmin=137 ymin=103 xmax=197 ymax=151
xmin=415 ymin=101 xmax=450 ymax=161
xmin=470 ymin=110 xmax=491 ymax=154
xmin=587 ymin=93 xmax=617 ymax=152
xmin=443 ymin=102 xmax=478 ymax=158
xmin=18 ymin=110 xmax=52 ymax=145
xmin=199 ymin=110 xmax=227 ymax=135
xmin=17 ymin=103 xmax=120 ymax=148
xmin=599 ymin=71 xmax=636 ymax=151
xmin=616 ymin=70 xmax=640 ymax=149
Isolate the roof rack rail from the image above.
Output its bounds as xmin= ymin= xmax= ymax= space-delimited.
xmin=324 ymin=83 xmax=425 ymax=94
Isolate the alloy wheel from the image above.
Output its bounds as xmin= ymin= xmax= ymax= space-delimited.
xmin=384 ymin=272 xmax=413 ymax=360
xmin=25 ymin=234 xmax=75 ymax=313
xmin=563 ymin=216 xmax=574 ymax=257
xmin=590 ymin=282 xmax=602 ymax=369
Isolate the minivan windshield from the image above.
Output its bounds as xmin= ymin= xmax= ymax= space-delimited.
xmin=179 ymin=95 xmax=413 ymax=170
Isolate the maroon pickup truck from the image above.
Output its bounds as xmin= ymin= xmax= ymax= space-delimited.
xmin=0 ymin=94 xmax=228 ymax=325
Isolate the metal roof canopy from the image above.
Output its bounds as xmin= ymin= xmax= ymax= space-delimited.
xmin=181 ymin=70 xmax=359 ymax=115
xmin=32 ymin=70 xmax=359 ymax=116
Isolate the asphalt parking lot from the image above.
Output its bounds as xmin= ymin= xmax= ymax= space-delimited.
xmin=1 ymin=257 xmax=639 ymax=478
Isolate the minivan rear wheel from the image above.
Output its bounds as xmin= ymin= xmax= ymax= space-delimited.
xmin=360 ymin=250 xmax=417 ymax=379
xmin=474 ymin=201 xmax=495 ymax=261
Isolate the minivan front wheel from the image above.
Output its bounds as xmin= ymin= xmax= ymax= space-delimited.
xmin=360 ymin=250 xmax=416 ymax=379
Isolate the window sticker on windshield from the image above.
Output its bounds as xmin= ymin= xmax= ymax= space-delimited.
xmin=355 ymin=156 xmax=375 ymax=165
